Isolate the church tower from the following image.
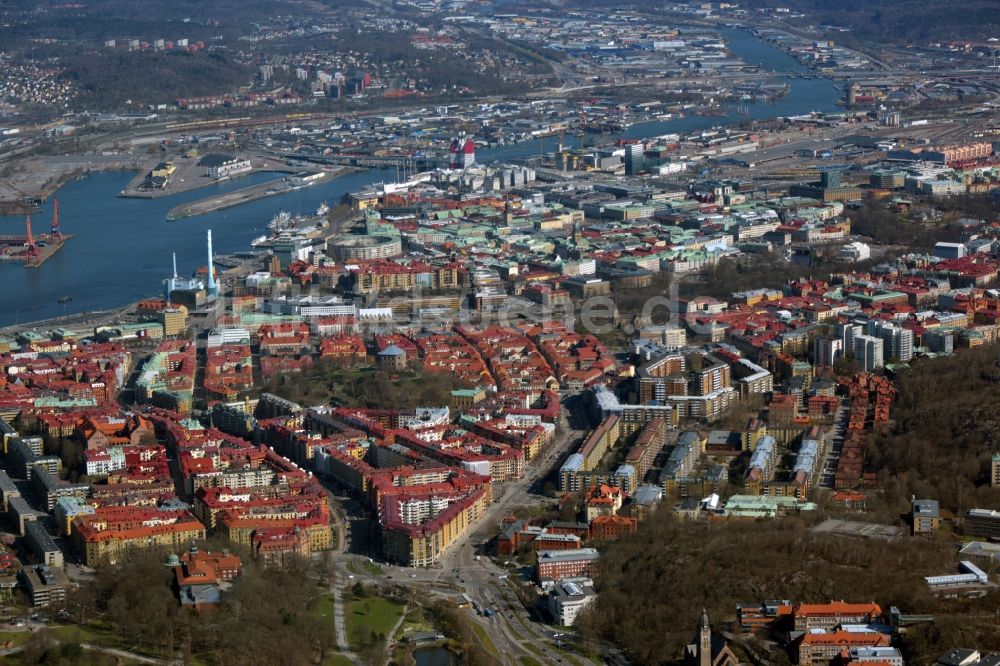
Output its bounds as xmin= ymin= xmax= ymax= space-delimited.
xmin=699 ymin=609 xmax=712 ymax=666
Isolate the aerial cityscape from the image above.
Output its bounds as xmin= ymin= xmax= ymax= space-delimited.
xmin=0 ymin=0 xmax=1000 ymax=665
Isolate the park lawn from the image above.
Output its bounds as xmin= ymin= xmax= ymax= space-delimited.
xmin=0 ymin=630 xmax=31 ymax=648
xmin=324 ymin=654 xmax=355 ymax=666
xmin=346 ymin=559 xmax=384 ymax=577
xmin=345 ymin=597 xmax=405 ymax=650
xmin=470 ymin=621 xmax=499 ymax=659
xmin=311 ymin=595 xmax=335 ymax=620
xmin=361 ymin=560 xmax=384 ymax=576
xmin=10 ymin=623 xmax=105 ymax=648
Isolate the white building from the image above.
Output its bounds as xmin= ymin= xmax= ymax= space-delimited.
xmin=84 ymin=447 xmax=126 ymax=476
xmin=207 ymin=327 xmax=251 ymax=348
xmin=547 ymin=580 xmax=597 ymax=626
xmin=933 ymin=242 xmax=967 ymax=260
xmin=839 ymin=241 xmax=871 ymax=263
xmin=853 ymin=334 xmax=884 ymax=371
xmin=209 ymin=158 xmax=252 ymax=180
xmin=867 ymin=320 xmax=914 ymax=363
xmin=849 ymin=646 xmax=904 ymax=666
xmin=263 ymin=296 xmax=356 ymax=318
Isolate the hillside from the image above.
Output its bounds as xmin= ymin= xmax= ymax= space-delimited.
xmin=577 ymin=512 xmax=1000 ymax=666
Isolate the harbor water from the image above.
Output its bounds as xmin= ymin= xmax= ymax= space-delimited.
xmin=0 ymin=169 xmax=393 ymax=327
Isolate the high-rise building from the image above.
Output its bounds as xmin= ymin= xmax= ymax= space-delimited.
xmin=813 ymin=337 xmax=844 ymax=367
xmin=992 ymin=454 xmax=1000 ymax=488
xmin=624 ymin=143 xmax=644 ymax=176
xmin=206 ymin=229 xmax=217 ymax=298
xmin=852 ymin=334 xmax=884 ymax=372
xmin=924 ymin=329 xmax=954 ymax=354
xmin=867 ymin=321 xmax=913 ymax=363
xmin=836 ymin=322 xmax=862 ymax=351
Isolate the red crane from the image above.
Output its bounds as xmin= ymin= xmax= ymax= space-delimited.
xmin=24 ymin=214 xmax=39 ymax=259
xmin=50 ymin=197 xmax=61 ymax=239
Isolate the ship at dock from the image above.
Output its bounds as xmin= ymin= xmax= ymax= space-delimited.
xmin=251 ymin=204 xmax=332 ymax=252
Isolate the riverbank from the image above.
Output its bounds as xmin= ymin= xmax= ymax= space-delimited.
xmin=0 ymin=156 xmax=145 ymax=216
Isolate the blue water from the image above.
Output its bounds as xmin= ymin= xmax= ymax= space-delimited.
xmin=0 ymin=168 xmax=393 ymax=327
xmin=0 ymin=30 xmax=841 ymax=328
xmin=413 ymin=647 xmax=459 ymax=666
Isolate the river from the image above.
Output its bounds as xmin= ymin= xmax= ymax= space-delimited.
xmin=0 ymin=29 xmax=841 ymax=328
xmin=478 ymin=28 xmax=840 ymax=162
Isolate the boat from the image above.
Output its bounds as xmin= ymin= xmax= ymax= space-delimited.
xmin=57 ymin=296 xmax=73 ymax=304
xmin=250 ymin=235 xmax=269 ymax=247
xmin=268 ymin=211 xmax=292 ymax=231
xmin=316 ymin=202 xmax=330 ymax=217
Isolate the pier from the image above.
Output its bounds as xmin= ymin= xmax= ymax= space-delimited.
xmin=0 ymin=198 xmax=71 ymax=267
xmin=0 ymin=234 xmax=74 ymax=267
xmin=164 ymin=169 xmax=352 ymax=221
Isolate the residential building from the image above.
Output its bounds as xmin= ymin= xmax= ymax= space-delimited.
xmin=868 ymin=320 xmax=914 ymax=363
xmin=936 ymin=649 xmax=1000 ymax=666
xmin=853 ymin=334 xmax=884 ymax=372
xmin=19 ymin=565 xmax=69 ymax=607
xmin=25 ymin=520 xmax=64 ymax=568
xmin=584 ymin=484 xmax=625 ymax=521
xmin=813 ymin=337 xmax=844 ymax=367
xmin=381 ymin=487 xmax=489 ymax=567
xmin=72 ymin=506 xmax=207 ymax=566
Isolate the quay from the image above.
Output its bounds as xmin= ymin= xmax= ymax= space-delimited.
xmin=0 ymin=234 xmax=74 ymax=267
xmin=165 ymin=168 xmax=353 ymax=221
